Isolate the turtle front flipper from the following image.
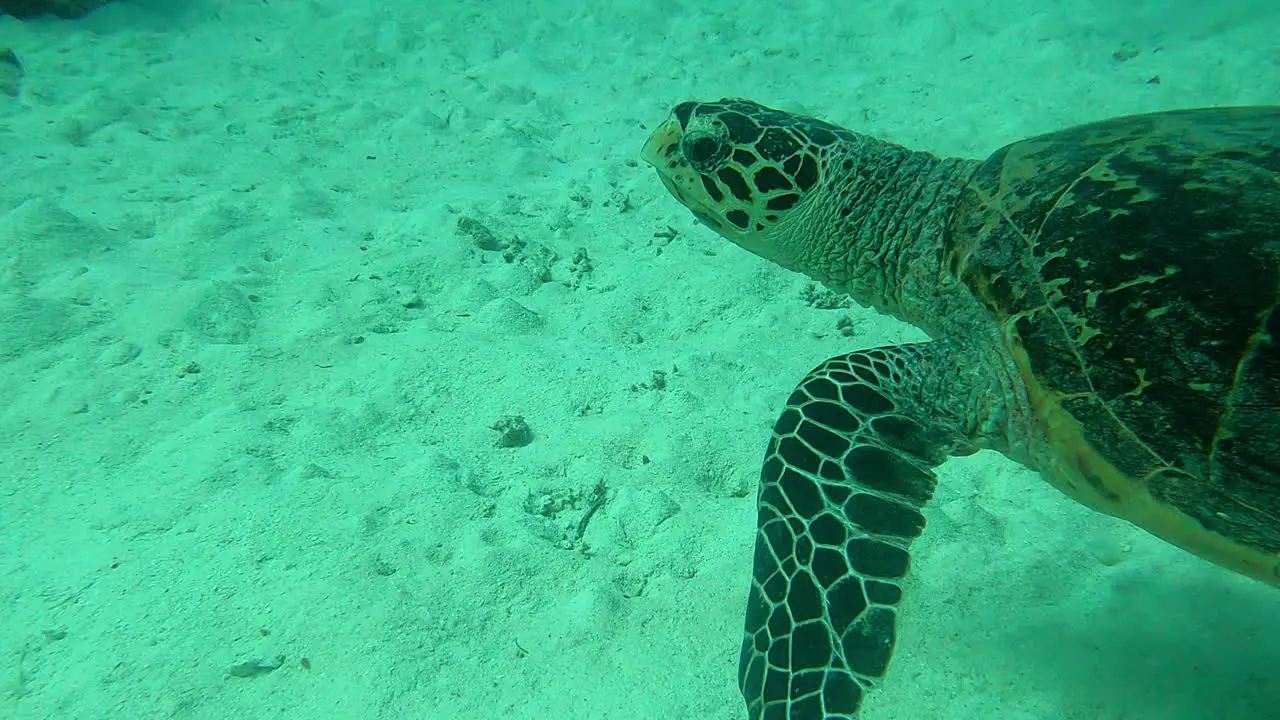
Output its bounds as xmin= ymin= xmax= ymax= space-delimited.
xmin=739 ymin=343 xmax=978 ymax=719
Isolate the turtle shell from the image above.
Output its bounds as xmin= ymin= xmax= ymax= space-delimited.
xmin=945 ymin=107 xmax=1280 ymax=578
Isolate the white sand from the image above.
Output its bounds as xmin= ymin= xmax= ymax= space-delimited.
xmin=1 ymin=1 xmax=1278 ymax=718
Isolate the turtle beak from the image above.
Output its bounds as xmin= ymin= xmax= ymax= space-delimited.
xmin=642 ymin=116 xmax=698 ymax=211
xmin=641 ymin=117 xmax=682 ymax=169
xmin=642 ymin=113 xmax=741 ymax=238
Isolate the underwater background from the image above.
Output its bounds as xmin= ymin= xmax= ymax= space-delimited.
xmin=1 ymin=1 xmax=1278 ymax=718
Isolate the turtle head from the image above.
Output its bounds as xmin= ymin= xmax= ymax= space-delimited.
xmin=641 ymin=98 xmax=852 ymax=261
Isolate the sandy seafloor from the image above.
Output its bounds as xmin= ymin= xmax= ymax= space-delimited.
xmin=1 ymin=1 xmax=1278 ymax=718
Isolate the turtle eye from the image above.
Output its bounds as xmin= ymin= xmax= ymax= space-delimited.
xmin=683 ymin=133 xmax=726 ymax=171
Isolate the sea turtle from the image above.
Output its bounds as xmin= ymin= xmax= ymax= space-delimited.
xmin=641 ymin=98 xmax=1280 ymax=719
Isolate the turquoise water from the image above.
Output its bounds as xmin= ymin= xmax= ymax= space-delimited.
xmin=1 ymin=2 xmax=1277 ymax=719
